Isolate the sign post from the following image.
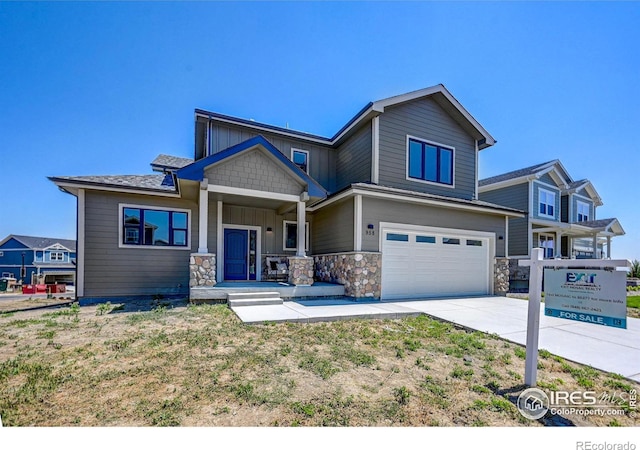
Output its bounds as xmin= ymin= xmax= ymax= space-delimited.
xmin=519 ymin=250 xmax=630 ymax=387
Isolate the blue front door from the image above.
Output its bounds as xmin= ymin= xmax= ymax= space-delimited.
xmin=224 ymin=229 xmax=248 ymax=280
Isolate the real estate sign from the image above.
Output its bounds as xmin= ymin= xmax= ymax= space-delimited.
xmin=543 ymin=269 xmax=627 ymax=329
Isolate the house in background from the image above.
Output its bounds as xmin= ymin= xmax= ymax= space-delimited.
xmin=50 ymin=84 xmax=524 ymax=303
xmin=478 ymin=160 xmax=624 ymax=290
xmin=0 ymin=235 xmax=77 ymax=285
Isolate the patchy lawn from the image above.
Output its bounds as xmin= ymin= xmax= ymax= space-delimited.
xmin=0 ymin=300 xmax=638 ymax=427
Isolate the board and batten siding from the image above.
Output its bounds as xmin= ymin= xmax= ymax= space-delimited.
xmin=206 ymin=122 xmax=336 ymax=192
xmin=479 ymin=183 xmax=529 ymax=256
xmin=377 ymin=97 xmax=477 ymax=200
xmin=360 ymin=197 xmax=506 ymax=257
xmin=310 ymin=197 xmax=354 ymax=254
xmin=83 ymin=191 xmax=198 ymax=298
xmin=335 ymin=122 xmax=372 ymax=192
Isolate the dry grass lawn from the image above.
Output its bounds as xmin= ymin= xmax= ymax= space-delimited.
xmin=0 ymin=299 xmax=638 ymax=427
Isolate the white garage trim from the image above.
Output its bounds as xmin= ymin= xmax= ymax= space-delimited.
xmin=379 ymin=222 xmax=495 ymax=300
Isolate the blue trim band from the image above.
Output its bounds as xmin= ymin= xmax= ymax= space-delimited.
xmin=545 ymin=307 xmax=627 ymax=329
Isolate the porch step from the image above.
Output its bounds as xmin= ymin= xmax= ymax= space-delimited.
xmin=227 ymin=291 xmax=283 ymax=307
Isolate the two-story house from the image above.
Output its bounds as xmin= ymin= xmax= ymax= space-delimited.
xmin=50 ymin=84 xmax=523 ymax=302
xmin=478 ymin=160 xmax=624 ymax=290
xmin=0 ymin=235 xmax=77 ymax=285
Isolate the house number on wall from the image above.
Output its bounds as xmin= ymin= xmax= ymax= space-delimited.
xmin=365 ymin=230 xmax=375 ymax=236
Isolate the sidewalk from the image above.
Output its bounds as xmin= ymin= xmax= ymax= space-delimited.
xmin=231 ymin=296 xmax=640 ymax=382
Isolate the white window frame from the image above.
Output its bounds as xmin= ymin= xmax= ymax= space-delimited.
xmin=283 ymin=220 xmax=309 ymax=251
xmin=118 ymin=203 xmax=191 ymax=250
xmin=539 ymin=233 xmax=555 ymax=258
xmin=291 ymin=148 xmax=309 ymax=174
xmin=405 ymin=135 xmax=456 ymax=189
xmin=576 ymin=200 xmax=590 ymax=222
xmin=538 ymin=188 xmax=556 ymax=218
xmin=50 ymin=251 xmax=64 ymax=262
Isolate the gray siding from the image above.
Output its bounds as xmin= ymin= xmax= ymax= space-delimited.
xmin=361 ymin=197 xmax=506 ymax=257
xmin=538 ymin=173 xmax=557 ymax=186
xmin=208 ymin=122 xmax=336 ymax=192
xmin=335 ymin=122 xmax=372 ymax=191
xmin=204 ymin=149 xmax=304 ymax=196
xmin=479 ymin=183 xmax=530 ymax=256
xmin=561 ymin=195 xmax=569 ymax=222
xmin=378 ymin=97 xmax=477 ymax=200
xmin=83 ymin=191 xmax=198 ymax=298
xmin=310 ymin=197 xmax=354 ymax=254
xmin=532 ymin=181 xmax=560 ymax=221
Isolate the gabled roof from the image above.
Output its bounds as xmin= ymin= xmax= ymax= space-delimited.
xmin=479 ymin=160 xmax=558 ymax=187
xmin=576 ymin=218 xmax=624 ymax=235
xmin=151 ymin=154 xmax=194 ymax=172
xmin=49 ymin=174 xmax=179 ymax=196
xmin=565 ymin=179 xmax=603 ymax=206
xmin=0 ymin=235 xmax=76 ymax=252
xmin=177 ymin=135 xmax=327 ymax=199
xmin=196 ymin=84 xmax=496 ymax=149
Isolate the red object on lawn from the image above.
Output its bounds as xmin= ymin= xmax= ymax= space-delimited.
xmin=22 ymin=285 xmax=36 ymax=294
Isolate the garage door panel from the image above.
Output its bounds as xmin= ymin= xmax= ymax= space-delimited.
xmin=381 ymin=227 xmax=491 ymax=300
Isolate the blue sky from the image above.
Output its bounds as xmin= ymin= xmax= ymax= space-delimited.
xmin=1 ymin=2 xmax=639 ymax=261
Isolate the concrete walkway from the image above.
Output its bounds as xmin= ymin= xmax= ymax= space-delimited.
xmin=231 ymin=296 xmax=640 ymax=382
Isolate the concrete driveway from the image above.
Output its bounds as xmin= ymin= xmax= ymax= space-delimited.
xmin=231 ymin=295 xmax=640 ymax=382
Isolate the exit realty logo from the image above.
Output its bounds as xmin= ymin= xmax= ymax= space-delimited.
xmin=565 ymin=272 xmax=598 ymax=286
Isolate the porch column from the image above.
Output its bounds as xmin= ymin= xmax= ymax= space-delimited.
xmin=607 ymin=236 xmax=611 ymax=259
xmin=216 ymin=200 xmax=223 ymax=283
xmin=555 ymin=232 xmax=561 ymax=258
xmin=198 ymin=179 xmax=209 ymax=253
xmin=592 ymin=234 xmax=598 ymax=259
xmin=296 ymin=197 xmax=306 ymax=257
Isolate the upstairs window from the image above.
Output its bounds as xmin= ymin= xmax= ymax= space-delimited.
xmin=50 ymin=252 xmax=64 ymax=261
xmin=538 ymin=188 xmax=556 ymax=218
xmin=122 ymin=206 xmax=189 ymax=248
xmin=292 ymin=149 xmax=309 ymax=174
xmin=577 ymin=201 xmax=590 ymax=222
xmin=407 ymin=137 xmax=453 ymax=186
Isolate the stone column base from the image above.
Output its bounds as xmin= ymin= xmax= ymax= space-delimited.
xmin=190 ymin=253 xmax=217 ymax=288
xmin=288 ymin=256 xmax=315 ymax=286
xmin=494 ymin=257 xmax=509 ymax=296
xmin=314 ymin=252 xmax=382 ymax=298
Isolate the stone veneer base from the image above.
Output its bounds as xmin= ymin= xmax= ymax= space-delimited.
xmin=190 ymin=253 xmax=217 ymax=289
xmin=314 ymin=252 xmax=382 ymax=299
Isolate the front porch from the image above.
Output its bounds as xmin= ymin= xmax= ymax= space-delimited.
xmin=190 ymin=281 xmax=345 ymax=301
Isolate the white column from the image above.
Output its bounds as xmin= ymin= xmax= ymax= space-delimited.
xmin=297 ymin=200 xmax=306 ymax=257
xmin=524 ymin=248 xmax=544 ymax=387
xmin=216 ymin=200 xmax=223 ymax=282
xmin=592 ymin=234 xmax=598 ymax=259
xmin=555 ymin=232 xmax=561 ymax=258
xmin=354 ymin=194 xmax=362 ymax=252
xmin=198 ymin=179 xmax=209 ymax=253
xmin=607 ymin=236 xmax=611 ymax=259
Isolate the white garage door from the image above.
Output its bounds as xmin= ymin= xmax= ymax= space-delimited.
xmin=381 ymin=226 xmax=492 ymax=300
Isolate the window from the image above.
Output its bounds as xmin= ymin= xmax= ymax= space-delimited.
xmin=416 ymin=235 xmax=436 ymax=244
xmin=122 ymin=206 xmax=189 ymax=247
xmin=539 ymin=234 xmax=555 ymax=258
xmin=407 ymin=137 xmax=454 ymax=186
xmin=386 ymin=233 xmax=409 ymax=242
xmin=443 ymin=238 xmax=460 ymax=245
xmin=50 ymin=252 xmax=64 ymax=261
xmin=538 ymin=188 xmax=556 ymax=218
xmin=577 ymin=201 xmax=590 ymax=222
xmin=466 ymin=240 xmax=483 ymax=247
xmin=291 ymin=149 xmax=309 ymax=174
xmin=283 ymin=221 xmax=309 ymax=251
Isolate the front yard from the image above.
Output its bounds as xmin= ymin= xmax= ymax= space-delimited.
xmin=0 ymin=300 xmax=638 ymax=427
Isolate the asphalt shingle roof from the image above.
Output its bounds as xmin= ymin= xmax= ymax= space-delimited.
xmin=151 ymin=154 xmax=194 ymax=170
xmin=577 ymin=218 xmax=619 ymax=230
xmin=479 ymin=160 xmax=557 ymax=187
xmin=50 ymin=174 xmax=177 ymax=192
xmin=9 ymin=235 xmax=76 ymax=251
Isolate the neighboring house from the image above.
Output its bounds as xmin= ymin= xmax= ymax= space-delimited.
xmin=478 ymin=160 xmax=624 ymax=290
xmin=0 ymin=235 xmax=77 ymax=285
xmin=50 ymin=84 xmax=524 ymax=301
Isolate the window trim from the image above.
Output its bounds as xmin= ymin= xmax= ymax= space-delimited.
xmin=50 ymin=251 xmax=64 ymax=262
xmin=539 ymin=233 xmax=555 ymax=258
xmin=405 ymin=135 xmax=455 ymax=189
xmin=538 ymin=187 xmax=556 ymax=219
xmin=291 ymin=148 xmax=310 ymax=174
xmin=118 ymin=203 xmax=191 ymax=250
xmin=283 ymin=220 xmax=309 ymax=251
xmin=576 ymin=200 xmax=590 ymax=222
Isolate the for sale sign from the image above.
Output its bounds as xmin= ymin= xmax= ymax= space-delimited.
xmin=544 ymin=269 xmax=627 ymax=329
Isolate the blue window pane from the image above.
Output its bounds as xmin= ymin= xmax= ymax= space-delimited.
xmin=386 ymin=233 xmax=409 ymax=242
xmin=293 ymin=150 xmax=308 ymax=173
xmin=124 ymin=208 xmax=140 ymax=225
xmin=144 ymin=210 xmax=170 ymax=246
xmin=424 ymin=145 xmax=438 ymax=182
xmin=408 ymin=141 xmax=423 ymax=179
xmin=548 ymin=205 xmax=554 ymax=217
xmin=439 ymin=149 xmax=453 ymax=185
xmin=443 ymin=238 xmax=460 ymax=245
xmin=416 ymin=235 xmax=436 ymax=243
xmin=173 ymin=230 xmax=187 ymax=246
xmin=173 ymin=212 xmax=187 ymax=229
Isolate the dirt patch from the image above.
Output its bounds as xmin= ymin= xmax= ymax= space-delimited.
xmin=0 ymin=299 xmax=638 ymax=427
